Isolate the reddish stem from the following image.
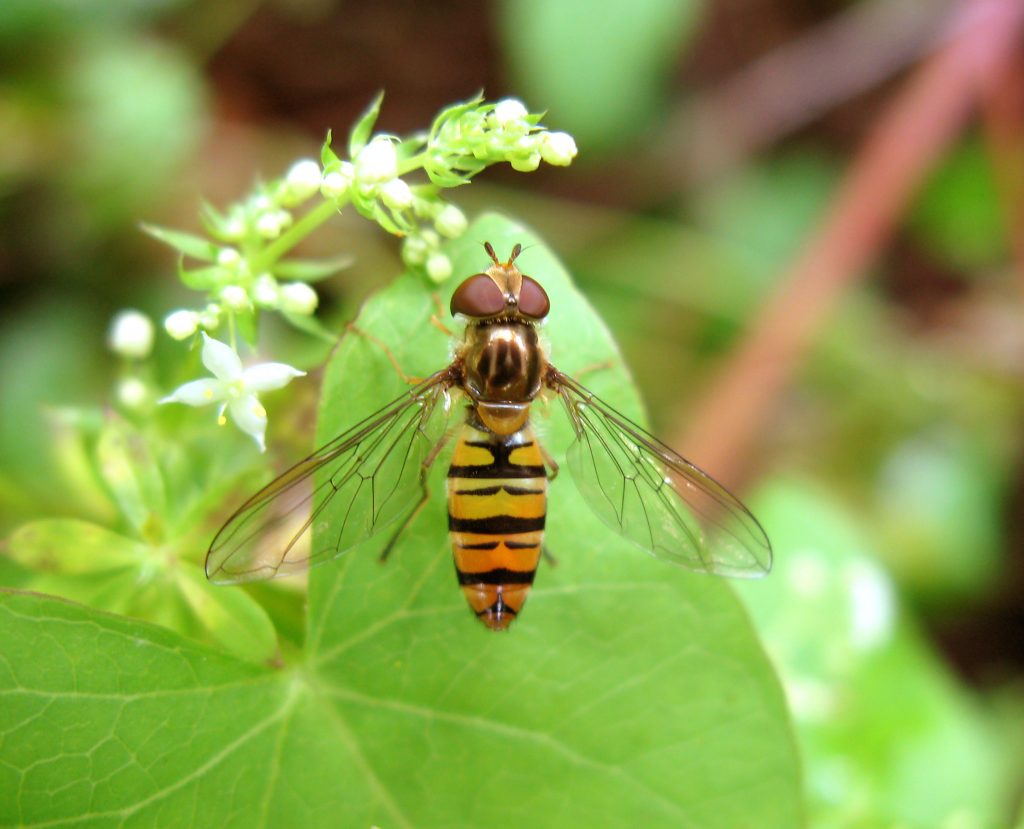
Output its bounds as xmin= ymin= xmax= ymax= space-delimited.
xmin=679 ymin=0 xmax=1024 ymax=485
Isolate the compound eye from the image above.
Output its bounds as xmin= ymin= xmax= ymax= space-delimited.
xmin=518 ymin=275 xmax=550 ymax=319
xmin=450 ymin=274 xmax=505 ymax=317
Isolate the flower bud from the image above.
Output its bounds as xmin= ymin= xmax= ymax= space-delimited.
xmin=434 ymin=204 xmax=467 ymax=238
xmin=355 ymin=137 xmax=398 ymax=183
xmin=164 ymin=309 xmax=199 ymax=341
xmin=426 ymin=252 xmax=452 ymax=283
xmin=108 ymin=309 xmax=155 ymax=359
xmin=379 ymin=178 xmax=413 ymax=210
xmin=493 ymin=98 xmax=528 ymax=128
xmin=199 ymin=303 xmax=222 ymax=330
xmin=217 ymin=247 xmax=241 ymax=268
xmin=510 ymin=152 xmax=541 ymax=172
xmin=284 ymin=159 xmax=322 ymax=203
xmin=540 ymin=131 xmax=578 ymax=166
xmin=117 ymin=377 xmax=149 ymax=409
xmin=220 ymin=284 xmax=250 ymax=311
xmin=401 ymin=236 xmax=429 ymax=266
xmin=252 ymin=274 xmax=280 ymax=308
xmin=280 ymin=282 xmax=319 ymax=315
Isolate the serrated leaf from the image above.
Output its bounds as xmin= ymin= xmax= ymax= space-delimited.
xmin=348 ymin=91 xmax=385 ymax=159
xmin=274 ymin=254 xmax=354 ymax=282
xmin=141 ymin=222 xmax=220 ymax=261
xmin=8 ymin=519 xmax=145 ymax=574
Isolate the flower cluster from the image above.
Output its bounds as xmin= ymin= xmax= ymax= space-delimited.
xmin=140 ymin=93 xmax=577 ymax=445
xmin=320 ymin=94 xmax=576 ymax=283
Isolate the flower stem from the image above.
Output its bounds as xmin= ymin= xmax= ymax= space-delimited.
xmin=252 ymin=199 xmax=342 ymax=272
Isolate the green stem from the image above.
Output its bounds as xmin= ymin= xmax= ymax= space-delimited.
xmin=227 ymin=311 xmax=238 ymax=352
xmin=251 ymin=199 xmax=342 ymax=272
xmin=397 ymin=151 xmax=428 ymax=176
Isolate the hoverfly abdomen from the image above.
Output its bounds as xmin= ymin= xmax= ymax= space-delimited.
xmin=447 ymin=421 xmax=547 ymax=631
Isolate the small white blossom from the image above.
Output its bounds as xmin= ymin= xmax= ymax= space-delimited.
xmin=117 ymin=377 xmax=149 ymax=409
xmin=426 ymin=251 xmax=452 ymax=283
xmin=355 ymin=137 xmax=398 ymax=183
xmin=379 ymin=178 xmax=413 ymax=210
xmin=219 ymin=284 xmax=250 ymax=311
xmin=164 ymin=309 xmax=199 ymax=341
xmin=434 ymin=204 xmax=467 ymax=238
xmin=251 ymin=195 xmax=273 ymax=212
xmin=493 ymin=98 xmax=528 ymax=128
xmin=160 ymin=334 xmax=305 ymax=452
xmin=540 ymin=131 xmax=578 ymax=166
xmin=280 ymin=282 xmax=319 ymax=315
xmin=284 ymin=159 xmax=322 ymax=202
xmin=217 ymin=247 xmax=241 ymax=268
xmin=252 ymin=274 xmax=280 ymax=308
xmin=108 ymin=310 xmax=154 ymax=359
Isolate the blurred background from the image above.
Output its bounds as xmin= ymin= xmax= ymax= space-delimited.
xmin=1 ymin=0 xmax=1023 ymax=825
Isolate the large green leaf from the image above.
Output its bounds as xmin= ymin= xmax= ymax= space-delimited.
xmin=0 ymin=214 xmax=800 ymax=827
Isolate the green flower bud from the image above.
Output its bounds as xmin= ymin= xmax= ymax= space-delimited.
xmin=540 ymin=131 xmax=578 ymax=166
xmin=108 ymin=309 xmax=155 ymax=359
xmin=426 ymin=251 xmax=452 ymax=283
xmin=434 ymin=204 xmax=467 ymax=238
xmin=164 ymin=309 xmax=199 ymax=341
xmin=283 ymin=159 xmax=322 ymax=203
xmin=379 ymin=178 xmax=413 ymax=210
xmin=280 ymin=282 xmax=319 ymax=315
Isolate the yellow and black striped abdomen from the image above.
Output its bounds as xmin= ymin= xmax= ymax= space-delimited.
xmin=447 ymin=419 xmax=547 ymax=630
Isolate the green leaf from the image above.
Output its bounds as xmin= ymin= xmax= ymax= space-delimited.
xmin=8 ymin=519 xmax=145 ymax=574
xmin=141 ymin=222 xmax=220 ymax=261
xmin=175 ymin=566 xmax=278 ymax=663
xmin=307 ymin=212 xmax=801 ymax=825
xmin=348 ymin=91 xmax=385 ymax=159
xmin=176 ymin=259 xmax=223 ymax=290
xmin=320 ymin=128 xmax=338 ymax=167
xmin=1 ymin=215 xmax=800 ymax=827
xmin=274 ymin=254 xmax=354 ymax=282
xmin=281 ymin=310 xmax=339 ymax=343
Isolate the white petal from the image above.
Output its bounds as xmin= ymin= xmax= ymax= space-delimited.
xmin=229 ymin=394 xmax=268 ymax=452
xmin=241 ymin=362 xmax=305 ymax=393
xmin=200 ymin=333 xmax=242 ymax=381
xmin=159 ymin=378 xmax=223 ymax=407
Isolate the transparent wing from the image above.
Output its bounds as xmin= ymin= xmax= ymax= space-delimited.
xmin=206 ymin=369 xmax=455 ymax=584
xmin=551 ymin=368 xmax=772 ymax=577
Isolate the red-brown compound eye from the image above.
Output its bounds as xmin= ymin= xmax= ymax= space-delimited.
xmin=450 ymin=274 xmax=505 ymax=318
xmin=518 ymin=275 xmax=550 ymax=319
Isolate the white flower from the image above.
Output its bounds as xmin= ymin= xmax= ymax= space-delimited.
xmin=164 ymin=309 xmax=199 ymax=341
xmin=256 ymin=212 xmax=283 ymax=239
xmin=379 ymin=178 xmax=413 ymax=210
xmin=434 ymin=204 xmax=467 ymax=238
xmin=426 ymin=252 xmax=452 ymax=283
xmin=108 ymin=309 xmax=154 ymax=359
xmin=160 ymin=334 xmax=305 ymax=452
xmin=280 ymin=282 xmax=319 ymax=315
xmin=540 ymin=131 xmax=578 ymax=166
xmin=355 ymin=137 xmax=398 ymax=183
xmin=493 ymin=98 xmax=528 ymax=128
xmin=284 ymin=159 xmax=322 ymax=202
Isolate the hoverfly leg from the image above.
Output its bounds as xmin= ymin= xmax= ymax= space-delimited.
xmin=537 ymin=438 xmax=560 ymax=482
xmin=379 ymin=417 xmax=457 ymax=562
xmin=541 ymin=545 xmax=558 ymax=567
xmin=572 ymin=359 xmax=614 ymax=380
xmin=346 ymin=322 xmax=425 ymax=385
xmin=429 ymin=292 xmax=454 ymax=337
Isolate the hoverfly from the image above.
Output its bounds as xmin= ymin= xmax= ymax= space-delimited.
xmin=207 ymin=243 xmax=772 ymax=629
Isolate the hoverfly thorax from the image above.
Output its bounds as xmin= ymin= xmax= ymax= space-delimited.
xmin=452 ymin=243 xmax=548 ymax=434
